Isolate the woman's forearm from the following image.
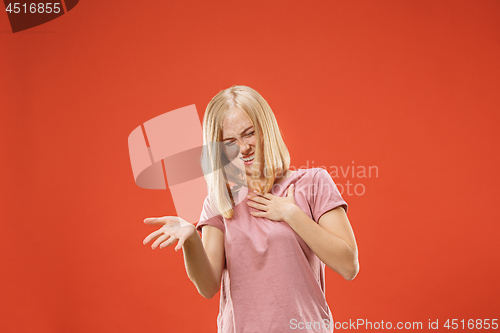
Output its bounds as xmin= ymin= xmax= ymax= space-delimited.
xmin=181 ymin=231 xmax=220 ymax=299
xmin=284 ymin=206 xmax=359 ymax=280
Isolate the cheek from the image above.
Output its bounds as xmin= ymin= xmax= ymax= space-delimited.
xmin=223 ymin=144 xmax=240 ymax=160
xmin=249 ymin=136 xmax=257 ymax=146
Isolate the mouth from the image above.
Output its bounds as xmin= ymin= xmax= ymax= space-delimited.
xmin=241 ymin=152 xmax=255 ymax=165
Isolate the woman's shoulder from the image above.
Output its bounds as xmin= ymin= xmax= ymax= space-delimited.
xmin=280 ymin=168 xmax=321 ymax=191
xmin=291 ymin=167 xmax=328 ymax=181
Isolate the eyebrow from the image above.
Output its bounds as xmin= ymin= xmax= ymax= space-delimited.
xmin=223 ymin=126 xmax=254 ymax=141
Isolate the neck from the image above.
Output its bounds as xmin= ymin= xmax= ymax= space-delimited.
xmin=245 ymin=169 xmax=293 ymax=191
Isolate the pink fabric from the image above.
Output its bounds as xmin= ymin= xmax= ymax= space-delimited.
xmin=197 ymin=168 xmax=348 ymax=333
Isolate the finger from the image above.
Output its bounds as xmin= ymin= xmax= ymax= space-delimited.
xmin=159 ymin=236 xmax=177 ymax=249
xmin=247 ymin=195 xmax=268 ymax=204
xmin=262 ymin=192 xmax=273 ymax=200
xmin=287 ymin=184 xmax=295 ymax=197
xmin=174 ymin=236 xmax=186 ymax=252
xmin=143 ymin=217 xmax=168 ymax=225
xmin=252 ymin=191 xmax=274 ymax=201
xmin=250 ymin=211 xmax=266 ymax=218
xmin=143 ymin=229 xmax=165 ymax=245
xmin=151 ymin=233 xmax=170 ymax=249
xmin=247 ymin=201 xmax=268 ymax=211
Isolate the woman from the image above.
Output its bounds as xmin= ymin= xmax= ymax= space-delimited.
xmin=143 ymin=85 xmax=359 ymax=333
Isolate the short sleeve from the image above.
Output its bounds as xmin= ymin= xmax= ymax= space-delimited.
xmin=196 ymin=195 xmax=225 ymax=234
xmin=310 ymin=168 xmax=348 ymax=222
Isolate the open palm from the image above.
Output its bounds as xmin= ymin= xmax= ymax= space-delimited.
xmin=143 ymin=216 xmax=196 ymax=251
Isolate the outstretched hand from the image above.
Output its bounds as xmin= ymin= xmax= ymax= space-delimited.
xmin=246 ymin=183 xmax=297 ymax=222
xmin=143 ymin=216 xmax=196 ymax=251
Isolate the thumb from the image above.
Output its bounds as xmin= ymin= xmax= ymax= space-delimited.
xmin=287 ymin=183 xmax=295 ymax=197
xmin=175 ymin=236 xmax=186 ymax=252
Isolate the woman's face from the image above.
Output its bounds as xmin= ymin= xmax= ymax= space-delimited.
xmin=222 ymin=108 xmax=257 ymax=177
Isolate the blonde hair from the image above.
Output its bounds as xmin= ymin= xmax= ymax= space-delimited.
xmin=201 ymin=85 xmax=290 ymax=219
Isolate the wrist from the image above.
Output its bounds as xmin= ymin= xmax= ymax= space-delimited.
xmin=283 ymin=204 xmax=300 ymax=224
xmin=184 ymin=226 xmax=200 ymax=246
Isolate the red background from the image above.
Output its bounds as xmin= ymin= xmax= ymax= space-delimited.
xmin=1 ymin=1 xmax=499 ymax=332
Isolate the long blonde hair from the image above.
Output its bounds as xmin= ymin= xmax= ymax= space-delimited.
xmin=201 ymin=85 xmax=290 ymax=219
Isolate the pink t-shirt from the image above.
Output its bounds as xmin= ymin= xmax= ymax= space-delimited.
xmin=197 ymin=168 xmax=348 ymax=333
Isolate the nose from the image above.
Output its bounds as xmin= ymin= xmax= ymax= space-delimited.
xmin=238 ymin=141 xmax=251 ymax=155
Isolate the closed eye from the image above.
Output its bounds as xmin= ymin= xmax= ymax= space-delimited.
xmin=223 ymin=130 xmax=254 ymax=146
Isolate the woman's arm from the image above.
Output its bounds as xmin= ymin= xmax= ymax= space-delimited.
xmin=247 ymin=185 xmax=359 ymax=281
xmin=284 ymin=205 xmax=359 ymax=280
xmin=143 ymin=217 xmax=225 ymax=299
xmin=182 ymin=226 xmax=225 ymax=299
